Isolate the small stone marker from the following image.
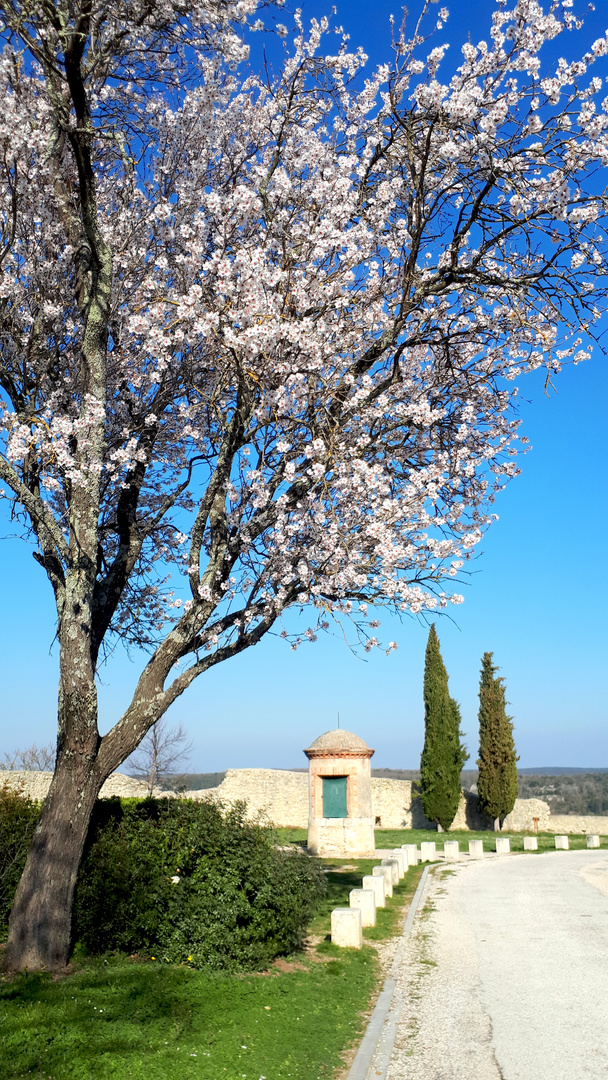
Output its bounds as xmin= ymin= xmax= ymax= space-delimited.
xmin=523 ymin=836 xmax=538 ymax=851
xmin=420 ymin=841 xmax=437 ymax=862
xmin=331 ymin=907 xmax=362 ymax=948
xmin=555 ymin=835 xmax=569 ymax=850
xmin=468 ymin=839 xmax=484 ymax=858
xmin=443 ymin=840 xmax=460 ymax=862
xmin=381 ymin=857 xmax=400 ymax=885
xmin=586 ymin=835 xmax=600 ymax=849
xmin=390 ymin=849 xmax=406 ymax=877
xmin=495 ymin=837 xmax=510 ymax=854
xmin=372 ymin=864 xmax=393 ymax=897
xmin=403 ymin=844 xmax=419 ymax=865
xmin=362 ymin=873 xmax=386 ymax=908
xmin=349 ymin=888 xmax=376 ymax=927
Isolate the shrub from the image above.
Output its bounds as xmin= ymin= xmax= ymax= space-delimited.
xmin=0 ymin=784 xmax=41 ymax=934
xmin=73 ymin=798 xmax=325 ymax=971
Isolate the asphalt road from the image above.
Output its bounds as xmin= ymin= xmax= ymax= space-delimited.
xmin=386 ymin=850 xmax=608 ymax=1080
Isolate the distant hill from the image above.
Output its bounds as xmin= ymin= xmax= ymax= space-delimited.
xmin=517 ymin=766 xmax=608 ymax=775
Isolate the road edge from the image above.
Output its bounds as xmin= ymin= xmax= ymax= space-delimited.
xmin=346 ymin=863 xmax=431 ymax=1080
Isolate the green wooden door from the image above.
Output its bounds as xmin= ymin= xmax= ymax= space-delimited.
xmin=323 ymin=776 xmax=348 ymax=818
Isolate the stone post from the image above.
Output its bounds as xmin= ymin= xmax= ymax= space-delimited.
xmin=381 ymin=857 xmax=400 ymax=885
xmin=554 ymin=835 xmax=569 ymax=850
xmin=443 ymin=840 xmax=460 ymax=861
xmin=404 ymin=844 xmax=419 ymax=865
xmin=372 ymin=864 xmax=393 ymax=898
xmin=331 ymin=907 xmax=362 ymax=948
xmin=468 ymin=839 xmax=484 ymax=858
xmin=586 ymin=835 xmax=600 ymax=849
xmin=349 ymin=888 xmax=376 ymax=928
xmin=362 ymin=873 xmax=386 ymax=908
xmin=390 ymin=849 xmax=407 ymax=877
xmin=420 ymin=841 xmax=437 ymax=862
xmin=523 ymin=836 xmax=538 ymax=850
xmin=495 ymin=837 xmax=510 ymax=854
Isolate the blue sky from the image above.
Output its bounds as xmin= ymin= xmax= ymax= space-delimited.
xmin=1 ymin=1 xmax=607 ymax=772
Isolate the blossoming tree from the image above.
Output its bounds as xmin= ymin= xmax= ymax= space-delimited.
xmin=1 ymin=0 xmax=607 ymax=970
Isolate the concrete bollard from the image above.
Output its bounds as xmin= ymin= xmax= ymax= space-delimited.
xmin=523 ymin=836 xmax=538 ymax=851
xmin=420 ymin=841 xmax=437 ymax=862
xmin=362 ymin=873 xmax=386 ymax=908
xmin=555 ymin=835 xmax=569 ymax=850
xmin=390 ymin=849 xmax=406 ymax=877
xmin=443 ymin=840 xmax=460 ymax=862
xmin=468 ymin=839 xmax=484 ymax=859
xmin=495 ymin=837 xmax=510 ymax=854
xmin=372 ymin=864 xmax=393 ymax=898
xmin=349 ymin=888 xmax=376 ymax=928
xmin=586 ymin=835 xmax=600 ymax=849
xmin=331 ymin=907 xmax=362 ymax=948
xmin=381 ymin=857 xmax=400 ymax=885
xmin=403 ymin=844 xmax=419 ymax=866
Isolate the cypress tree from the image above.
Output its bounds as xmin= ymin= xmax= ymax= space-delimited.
xmin=419 ymin=625 xmax=469 ymax=831
xmin=476 ymin=652 xmax=519 ymax=830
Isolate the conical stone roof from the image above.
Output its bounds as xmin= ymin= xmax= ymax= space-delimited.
xmin=304 ymin=728 xmax=373 ymax=755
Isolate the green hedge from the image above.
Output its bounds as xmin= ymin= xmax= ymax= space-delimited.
xmin=0 ymin=784 xmax=41 ymax=934
xmin=73 ymin=797 xmax=325 ymax=971
xmin=0 ymin=794 xmax=325 ymax=971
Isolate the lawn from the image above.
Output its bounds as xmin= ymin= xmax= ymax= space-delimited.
xmin=277 ymin=827 xmax=605 ymax=854
xmin=0 ymin=860 xmax=424 ymax=1080
xmin=374 ymin=828 xmax=605 ymax=853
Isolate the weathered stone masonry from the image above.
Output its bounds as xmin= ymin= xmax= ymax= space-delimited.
xmin=3 ymin=768 xmax=608 ymax=834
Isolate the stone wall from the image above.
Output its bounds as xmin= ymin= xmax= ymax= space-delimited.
xmin=545 ymin=813 xmax=608 ymax=835
xmin=190 ymin=768 xmax=309 ymax=827
xmin=0 ymin=770 xmax=160 ymax=800
xmin=194 ymin=769 xmax=556 ymax=834
xmin=4 ymin=767 xmax=607 ymax=836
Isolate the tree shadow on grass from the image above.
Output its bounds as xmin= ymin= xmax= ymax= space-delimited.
xmin=0 ymin=962 xmax=216 ymax=1079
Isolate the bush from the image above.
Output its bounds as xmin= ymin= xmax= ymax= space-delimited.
xmin=73 ymin=798 xmax=325 ymax=971
xmin=0 ymin=784 xmax=41 ymax=934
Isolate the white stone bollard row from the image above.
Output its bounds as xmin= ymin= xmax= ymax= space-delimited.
xmin=381 ymin=857 xmax=400 ymax=885
xmin=420 ymin=841 xmax=437 ymax=862
xmin=372 ymin=864 xmax=393 ymax=898
xmin=554 ymin=835 xmax=569 ymax=850
xmin=390 ymin=849 xmax=406 ymax=877
xmin=443 ymin=840 xmax=460 ymax=862
xmin=586 ymin=835 xmax=600 ymax=849
xmin=403 ymin=844 xmax=419 ymax=866
xmin=468 ymin=839 xmax=484 ymax=859
xmin=331 ymin=907 xmax=362 ymax=949
xmin=349 ymin=888 xmax=376 ymax=928
xmin=495 ymin=837 xmax=510 ymax=854
xmin=362 ymin=873 xmax=386 ymax=908
xmin=523 ymin=836 xmax=538 ymax=851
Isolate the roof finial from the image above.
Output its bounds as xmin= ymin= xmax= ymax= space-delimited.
xmin=337 ymin=711 xmax=340 ymax=729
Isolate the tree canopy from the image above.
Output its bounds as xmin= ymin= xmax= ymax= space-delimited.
xmin=1 ymin=0 xmax=608 ymax=970
xmin=420 ymin=623 xmax=468 ymax=830
xmin=477 ymin=651 xmax=518 ymax=826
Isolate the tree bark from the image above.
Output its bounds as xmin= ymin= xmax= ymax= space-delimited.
xmin=494 ymin=817 xmax=501 ymax=832
xmin=3 ymin=752 xmax=102 ymax=972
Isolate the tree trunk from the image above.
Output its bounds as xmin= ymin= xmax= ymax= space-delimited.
xmin=436 ymin=822 xmax=444 ymax=832
xmin=494 ymin=817 xmax=501 ymax=832
xmin=3 ymin=754 xmax=102 ymax=973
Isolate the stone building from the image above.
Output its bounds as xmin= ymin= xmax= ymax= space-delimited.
xmin=304 ymin=728 xmax=376 ymax=857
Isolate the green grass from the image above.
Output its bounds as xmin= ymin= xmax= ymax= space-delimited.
xmin=275 ymin=825 xmax=606 ymax=855
xmin=375 ymin=828 xmax=606 ymax=853
xmin=0 ymin=860 xmax=424 ymax=1080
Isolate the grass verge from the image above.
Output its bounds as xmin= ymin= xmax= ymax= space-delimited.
xmin=374 ymin=828 xmax=606 ymax=853
xmin=0 ymin=861 xmax=424 ymax=1080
